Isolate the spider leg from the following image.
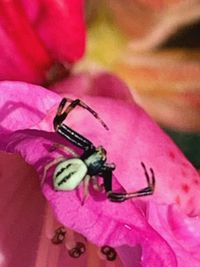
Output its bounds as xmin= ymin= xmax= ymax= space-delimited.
xmin=53 ymin=99 xmax=95 ymax=151
xmin=41 ymin=156 xmax=65 ymax=186
xmin=57 ymin=123 xmax=95 ymax=152
xmin=53 ymin=98 xmax=80 ymax=130
xmin=52 ymin=143 xmax=79 ymax=158
xmin=75 ymin=99 xmax=109 ymax=131
xmin=102 ymin=162 xmax=155 ymax=202
xmin=53 ymin=98 xmax=69 ymax=129
xmin=91 ymin=176 xmax=104 ymax=192
xmin=54 ymin=98 xmax=109 ymax=130
xmin=53 ymin=98 xmax=109 ymax=152
xmin=141 ymin=161 xmax=155 ymax=190
xmin=56 ymin=98 xmax=67 ymax=117
xmin=81 ymin=175 xmax=90 ymax=205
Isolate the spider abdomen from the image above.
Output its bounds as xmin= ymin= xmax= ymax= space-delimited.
xmin=53 ymin=158 xmax=87 ymax=191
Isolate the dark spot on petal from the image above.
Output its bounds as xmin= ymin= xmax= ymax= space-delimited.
xmin=168 ymin=151 xmax=175 ymax=159
xmin=186 ymin=198 xmax=197 ymax=217
xmin=181 ymin=183 xmax=190 ymax=193
xmin=187 ymin=209 xmax=196 ymax=217
xmin=181 ymin=162 xmax=187 ymax=167
xmin=193 ymin=179 xmax=200 ymax=185
xmin=175 ymin=196 xmax=181 ymax=205
xmin=181 ymin=169 xmax=187 ymax=177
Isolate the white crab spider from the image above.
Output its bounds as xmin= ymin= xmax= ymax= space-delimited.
xmin=42 ymin=97 xmax=155 ymax=203
xmin=42 ymin=144 xmax=106 ymax=202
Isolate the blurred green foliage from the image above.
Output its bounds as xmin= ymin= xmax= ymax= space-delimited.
xmin=164 ymin=128 xmax=200 ymax=169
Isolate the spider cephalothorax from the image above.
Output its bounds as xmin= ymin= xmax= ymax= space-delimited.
xmin=43 ymin=98 xmax=155 ymax=202
xmin=82 ymin=146 xmax=108 ymax=176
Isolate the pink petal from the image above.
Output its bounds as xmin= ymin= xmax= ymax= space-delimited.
xmin=0 ymin=1 xmax=53 ymax=83
xmin=0 ymin=81 xmax=59 ymax=131
xmin=0 ymin=152 xmax=46 ymax=267
xmin=148 ymin=203 xmax=200 ymax=267
xmin=50 ymin=71 xmax=134 ymax=103
xmin=0 ymin=152 xmax=101 ymax=267
xmin=0 ymin=0 xmax=85 ymax=83
xmin=0 ymin=79 xmax=200 ymax=267
xmin=1 ymin=129 xmax=177 ymax=267
xmin=21 ymin=0 xmax=85 ymax=63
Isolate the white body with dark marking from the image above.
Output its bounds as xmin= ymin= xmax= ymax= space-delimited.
xmin=53 ymin=158 xmax=87 ymax=191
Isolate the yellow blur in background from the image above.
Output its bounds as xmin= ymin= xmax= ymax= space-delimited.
xmin=80 ymin=0 xmax=200 ymax=134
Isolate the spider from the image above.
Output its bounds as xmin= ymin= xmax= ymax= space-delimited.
xmin=43 ymin=98 xmax=155 ymax=202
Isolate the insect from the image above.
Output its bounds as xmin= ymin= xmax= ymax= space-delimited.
xmin=44 ymin=98 xmax=155 ymax=202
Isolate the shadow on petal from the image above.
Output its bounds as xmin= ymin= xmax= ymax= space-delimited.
xmin=0 ymin=152 xmax=45 ymax=267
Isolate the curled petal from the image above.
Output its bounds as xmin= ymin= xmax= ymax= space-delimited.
xmin=148 ymin=203 xmax=200 ymax=267
xmin=50 ymin=71 xmax=134 ymax=103
xmin=1 ymin=129 xmax=178 ymax=267
xmin=0 ymin=81 xmax=59 ymax=131
xmin=0 ymin=152 xmax=46 ymax=267
xmin=0 ymin=79 xmax=200 ymax=266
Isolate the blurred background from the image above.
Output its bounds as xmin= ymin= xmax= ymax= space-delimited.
xmin=81 ymin=0 xmax=200 ymax=169
xmin=0 ymin=1 xmax=199 ymax=266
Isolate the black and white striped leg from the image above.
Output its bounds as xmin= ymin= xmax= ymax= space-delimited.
xmin=53 ymin=97 xmax=109 ymax=131
xmin=57 ymin=123 xmax=94 ymax=152
xmin=53 ymin=98 xmax=79 ymax=130
xmin=103 ymin=162 xmax=155 ymax=202
xmin=53 ymin=98 xmax=95 ymax=151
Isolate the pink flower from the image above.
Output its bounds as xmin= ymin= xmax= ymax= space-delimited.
xmin=0 ymin=73 xmax=200 ymax=266
xmin=0 ymin=0 xmax=85 ymax=83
